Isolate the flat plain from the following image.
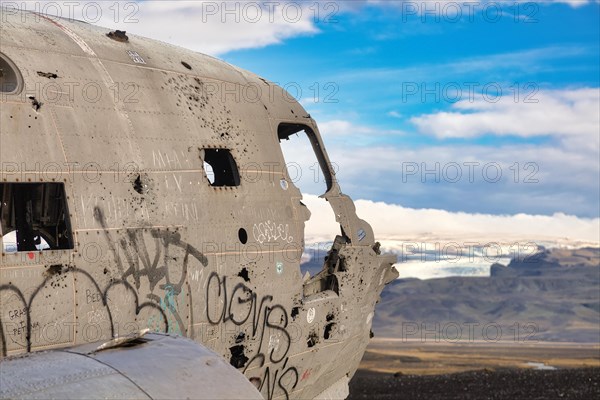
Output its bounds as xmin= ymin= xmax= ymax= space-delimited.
xmin=348 ymin=339 xmax=600 ymax=399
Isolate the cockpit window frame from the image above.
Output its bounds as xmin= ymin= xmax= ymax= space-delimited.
xmin=277 ymin=123 xmax=334 ymax=194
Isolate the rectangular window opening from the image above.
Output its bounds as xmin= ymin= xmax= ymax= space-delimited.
xmin=277 ymin=123 xmax=340 ymax=295
xmin=1 ymin=183 xmax=74 ymax=253
xmin=202 ymin=148 xmax=240 ymax=187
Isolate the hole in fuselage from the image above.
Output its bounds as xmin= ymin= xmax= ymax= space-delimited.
xmin=238 ymin=267 xmax=250 ymax=282
xmin=201 ymin=148 xmax=240 ymax=187
xmin=133 ymin=175 xmax=145 ymax=194
xmin=238 ymin=228 xmax=248 ymax=244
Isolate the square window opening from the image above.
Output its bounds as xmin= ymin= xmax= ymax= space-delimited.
xmin=202 ymin=149 xmax=240 ymax=187
xmin=1 ymin=183 xmax=74 ymax=253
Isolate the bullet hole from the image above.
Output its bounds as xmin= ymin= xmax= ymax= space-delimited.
xmin=324 ymin=323 xmax=336 ymax=340
xmin=307 ymin=331 xmax=319 ymax=348
xmin=28 ymin=96 xmax=42 ymax=111
xmin=238 ymin=228 xmax=248 ymax=244
xmin=46 ymin=264 xmax=63 ymax=276
xmin=238 ymin=267 xmax=250 ymax=283
xmin=37 ymin=71 xmax=58 ymax=79
xmin=291 ymin=307 xmax=300 ymax=321
xmin=326 ymin=313 xmax=335 ymax=322
xmin=181 ymin=61 xmax=192 ymax=70
xmin=133 ymin=175 xmax=146 ymax=195
xmin=235 ymin=332 xmax=246 ymax=344
xmin=103 ymin=268 xmax=108 ymax=275
xmin=107 ymin=30 xmax=129 ymax=42
xmin=229 ymin=345 xmax=249 ymax=368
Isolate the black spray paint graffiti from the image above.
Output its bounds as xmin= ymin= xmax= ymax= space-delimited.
xmin=0 ymin=207 xmax=209 ymax=356
xmin=206 ymin=272 xmax=298 ymax=400
xmin=0 ymin=266 xmax=168 ymax=357
xmin=95 ymin=207 xmax=208 ymax=335
xmin=244 ymin=355 xmax=299 ymax=400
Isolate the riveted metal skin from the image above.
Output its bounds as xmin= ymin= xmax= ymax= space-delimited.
xmin=0 ymin=10 xmax=398 ymax=400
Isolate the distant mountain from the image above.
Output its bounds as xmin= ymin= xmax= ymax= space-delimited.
xmin=372 ymin=247 xmax=600 ymax=343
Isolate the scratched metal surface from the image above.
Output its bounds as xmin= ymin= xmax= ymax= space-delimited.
xmin=0 ymin=10 xmax=398 ymax=400
xmin=0 ymin=333 xmax=262 ymax=399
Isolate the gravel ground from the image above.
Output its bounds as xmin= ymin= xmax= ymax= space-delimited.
xmin=348 ymin=368 xmax=600 ymax=400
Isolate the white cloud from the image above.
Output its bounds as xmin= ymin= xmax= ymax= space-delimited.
xmin=131 ymin=1 xmax=319 ymax=55
xmin=410 ymin=88 xmax=600 ymax=145
xmin=318 ymin=119 xmax=404 ymax=137
xmin=558 ymin=0 xmax=597 ymax=7
xmin=302 ymin=194 xmax=600 ymax=245
xmin=10 ymin=1 xmax=319 ymax=56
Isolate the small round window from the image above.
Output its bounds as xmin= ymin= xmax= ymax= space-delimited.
xmin=0 ymin=52 xmax=23 ymax=94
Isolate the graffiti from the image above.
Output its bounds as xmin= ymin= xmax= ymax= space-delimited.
xmin=243 ymin=355 xmax=299 ymax=400
xmin=95 ymin=206 xmax=208 ymax=335
xmin=164 ymin=201 xmax=200 ymax=221
xmin=206 ymin=271 xmax=297 ymax=400
xmin=206 ymin=272 xmax=291 ymax=363
xmin=148 ymin=284 xmax=186 ymax=335
xmin=0 ymin=205 xmax=210 ymax=356
xmin=87 ymin=309 xmax=109 ymax=324
xmin=252 ymin=220 xmax=294 ymax=244
xmin=86 ymin=288 xmax=102 ymax=304
xmin=0 ymin=266 xmax=168 ymax=357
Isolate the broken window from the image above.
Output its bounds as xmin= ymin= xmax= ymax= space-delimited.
xmin=0 ymin=183 xmax=74 ymax=253
xmin=278 ymin=124 xmax=334 ymax=194
xmin=277 ymin=123 xmax=340 ymax=292
xmin=0 ymin=52 xmax=23 ymax=94
xmin=201 ymin=149 xmax=240 ymax=187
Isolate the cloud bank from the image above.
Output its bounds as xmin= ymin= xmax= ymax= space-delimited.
xmin=302 ymin=194 xmax=600 ymax=245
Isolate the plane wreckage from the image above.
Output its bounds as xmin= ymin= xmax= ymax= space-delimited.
xmin=0 ymin=9 xmax=398 ymax=400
